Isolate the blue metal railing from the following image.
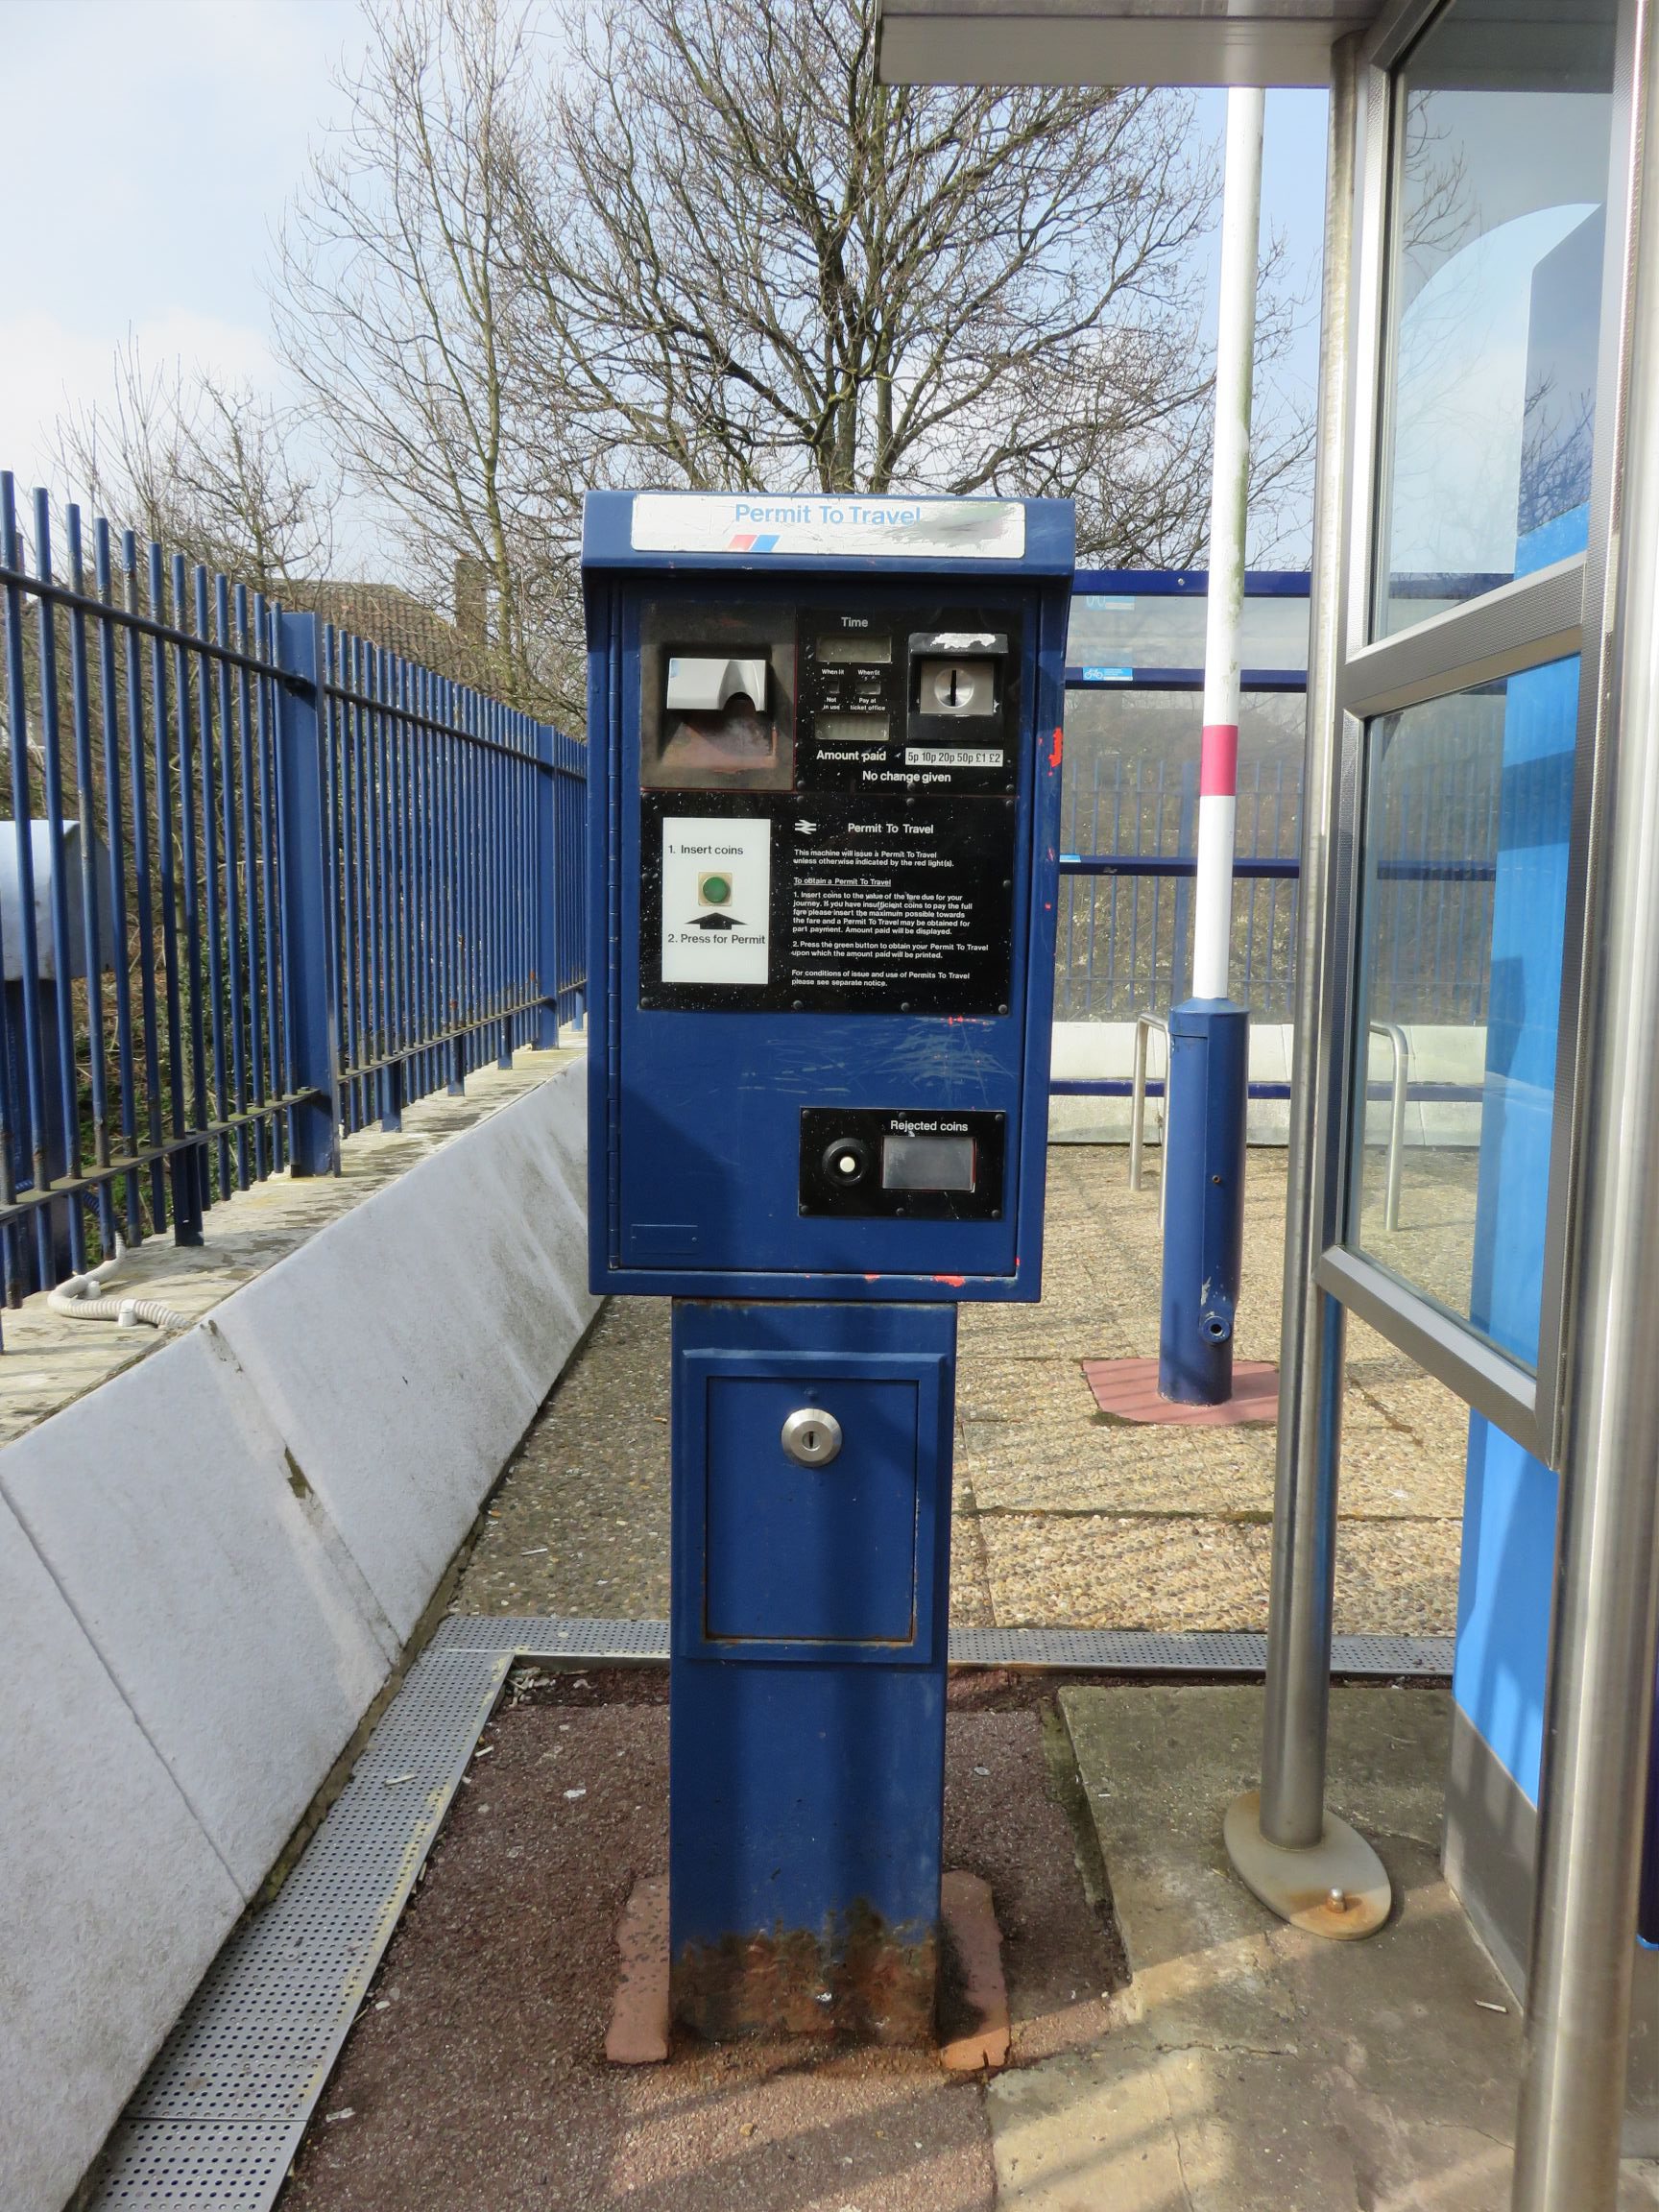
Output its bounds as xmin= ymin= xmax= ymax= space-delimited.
xmin=316 ymin=626 xmax=588 ymax=1139
xmin=0 ymin=471 xmax=585 ymax=1312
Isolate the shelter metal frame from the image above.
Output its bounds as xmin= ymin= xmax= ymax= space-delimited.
xmin=1305 ymin=0 xmax=1635 ymax=1476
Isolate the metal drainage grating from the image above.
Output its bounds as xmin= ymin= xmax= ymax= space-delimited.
xmin=947 ymin=1626 xmax=1455 ymax=1676
xmin=90 ymin=2126 xmax=301 ymax=2206
xmin=87 ymin=1613 xmax=1451 ymax=2209
xmin=89 ymin=1647 xmax=511 ymax=2207
xmin=434 ymin=1615 xmax=1454 ymax=1678
xmin=433 ymin=1611 xmax=671 ymax=1658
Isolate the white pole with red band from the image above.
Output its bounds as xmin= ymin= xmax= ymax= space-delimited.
xmin=1156 ymin=85 xmax=1265 ymax=1409
xmin=1192 ymin=86 xmax=1264 ymax=1003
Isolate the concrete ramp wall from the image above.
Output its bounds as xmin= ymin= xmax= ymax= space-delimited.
xmin=0 ymin=1061 xmax=598 ymax=2212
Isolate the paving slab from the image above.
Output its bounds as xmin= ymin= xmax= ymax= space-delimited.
xmin=989 ymin=1682 xmax=1659 ymax=2210
xmin=956 ymin=1150 xmax=1470 ymax=1638
xmin=459 ymin=1144 xmax=1471 ymax=1637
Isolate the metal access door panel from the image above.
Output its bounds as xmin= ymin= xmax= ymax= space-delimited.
xmin=672 ymin=1311 xmax=955 ymax=1668
xmin=705 ymin=1372 xmax=921 ymax=1644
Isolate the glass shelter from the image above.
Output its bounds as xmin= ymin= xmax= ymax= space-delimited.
xmin=880 ymin=1 xmax=1659 ymax=2202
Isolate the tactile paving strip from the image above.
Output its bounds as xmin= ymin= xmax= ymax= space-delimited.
xmin=87 ymin=1614 xmax=1450 ymax=2207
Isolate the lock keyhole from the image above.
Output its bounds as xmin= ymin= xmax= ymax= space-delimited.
xmin=781 ymin=1406 xmax=843 ymax=1466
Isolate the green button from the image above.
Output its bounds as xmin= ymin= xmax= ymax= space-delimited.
xmin=700 ymin=873 xmax=733 ymax=905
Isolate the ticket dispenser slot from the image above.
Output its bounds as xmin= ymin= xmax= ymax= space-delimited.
xmin=583 ymin=489 xmax=1072 ymax=2051
xmin=641 ymin=605 xmax=795 ymax=792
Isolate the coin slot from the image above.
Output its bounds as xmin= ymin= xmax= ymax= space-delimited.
xmin=916 ymin=657 xmax=998 ymax=718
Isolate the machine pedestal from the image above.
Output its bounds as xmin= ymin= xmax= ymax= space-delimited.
xmin=668 ymin=1299 xmax=956 ymax=2042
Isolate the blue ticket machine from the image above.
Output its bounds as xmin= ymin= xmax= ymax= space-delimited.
xmin=583 ymin=490 xmax=1073 ymax=2042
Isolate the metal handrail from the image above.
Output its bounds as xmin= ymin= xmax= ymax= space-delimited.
xmin=1129 ymin=1013 xmax=1169 ymax=1202
xmin=1368 ymin=1021 xmax=1409 ymax=1232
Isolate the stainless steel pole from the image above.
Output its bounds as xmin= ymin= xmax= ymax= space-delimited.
xmin=1257 ymin=36 xmax=1359 ymax=1854
xmin=1512 ymin=4 xmax=1659 ymax=2199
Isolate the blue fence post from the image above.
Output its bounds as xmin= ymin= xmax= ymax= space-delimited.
xmin=275 ymin=613 xmax=341 ymax=1177
xmin=533 ymin=723 xmax=562 ymax=1047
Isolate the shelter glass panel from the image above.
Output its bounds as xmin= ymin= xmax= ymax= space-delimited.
xmin=1068 ymin=592 xmax=1310 ymax=672
xmin=1375 ymin=0 xmax=1616 ymax=636
xmin=1347 ymin=656 xmax=1579 ymax=1369
xmin=1056 ymin=689 xmax=1304 ymax=1022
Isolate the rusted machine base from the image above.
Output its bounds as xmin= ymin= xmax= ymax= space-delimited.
xmin=673 ymin=1897 xmax=939 ymax=2044
xmin=605 ymin=1870 xmax=1009 ymax=2065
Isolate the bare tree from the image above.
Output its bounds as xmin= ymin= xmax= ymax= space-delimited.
xmin=276 ymin=0 xmax=1312 ymax=715
xmin=54 ymin=338 xmax=336 ymax=594
xmin=513 ymin=0 xmax=1307 ymax=558
xmin=276 ymin=0 xmax=579 ymax=715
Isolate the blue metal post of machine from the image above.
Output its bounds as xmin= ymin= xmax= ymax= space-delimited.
xmin=583 ymin=489 xmax=1072 ymax=2040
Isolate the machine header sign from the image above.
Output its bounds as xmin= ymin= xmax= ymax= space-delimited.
xmin=630 ymin=493 xmax=1026 ymax=562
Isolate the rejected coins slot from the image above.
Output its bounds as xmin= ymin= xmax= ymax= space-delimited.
xmin=881 ymin=1133 xmax=976 ymax=1191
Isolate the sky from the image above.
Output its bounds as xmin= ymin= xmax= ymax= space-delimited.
xmin=1 ymin=1 xmax=1331 ymax=570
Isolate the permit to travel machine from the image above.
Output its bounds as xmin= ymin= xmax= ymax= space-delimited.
xmin=583 ymin=488 xmax=1074 ymax=2041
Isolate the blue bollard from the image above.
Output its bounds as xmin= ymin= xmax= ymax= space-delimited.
xmin=1159 ymin=998 xmax=1250 ymax=1405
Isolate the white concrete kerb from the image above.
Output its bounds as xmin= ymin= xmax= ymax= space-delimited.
xmin=0 ymin=1059 xmax=597 ymax=2212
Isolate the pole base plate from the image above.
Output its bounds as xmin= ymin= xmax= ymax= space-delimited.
xmin=1223 ymin=1788 xmax=1391 ymax=1939
xmin=1082 ymin=1356 xmax=1278 ymax=1426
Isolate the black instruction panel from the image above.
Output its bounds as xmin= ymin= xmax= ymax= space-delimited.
xmin=637 ymin=601 xmax=1022 ymax=1016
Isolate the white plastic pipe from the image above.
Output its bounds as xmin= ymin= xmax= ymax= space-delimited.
xmin=1191 ymin=86 xmax=1265 ymax=1003
xmin=47 ymin=1238 xmax=187 ymax=1332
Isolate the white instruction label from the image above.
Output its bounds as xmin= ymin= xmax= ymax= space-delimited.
xmin=903 ymin=747 xmax=1005 ymax=770
xmin=661 ymin=817 xmax=771 ymax=985
xmin=631 ymin=493 xmax=1024 ymax=561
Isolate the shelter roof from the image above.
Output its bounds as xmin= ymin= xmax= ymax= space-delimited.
xmin=875 ymin=0 xmax=1380 ymax=87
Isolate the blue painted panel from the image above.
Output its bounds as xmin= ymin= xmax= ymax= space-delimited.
xmin=1455 ymin=1411 xmax=1557 ymax=1805
xmin=1455 ymin=507 xmax=1585 ymax=1798
xmin=705 ymin=1371 xmax=920 ymax=1644
xmin=669 ymin=1301 xmax=954 ymax=1956
xmin=610 ymin=574 xmax=1030 ymax=1287
xmin=1465 ymin=652 xmax=1578 ymax=1368
xmin=670 ymin=1659 xmax=947 ymax=1949
xmin=673 ymin=1305 xmax=953 ymax=1668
